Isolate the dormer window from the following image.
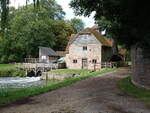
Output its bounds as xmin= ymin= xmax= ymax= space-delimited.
xmin=83 ymin=46 xmax=87 ymax=51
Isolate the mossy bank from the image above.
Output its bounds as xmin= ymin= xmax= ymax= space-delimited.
xmin=118 ymin=76 xmax=150 ymax=104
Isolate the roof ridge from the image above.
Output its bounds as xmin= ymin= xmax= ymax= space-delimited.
xmin=65 ymin=26 xmax=112 ymax=54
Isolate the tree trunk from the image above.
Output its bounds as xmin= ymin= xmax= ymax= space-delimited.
xmin=131 ymin=45 xmax=150 ymax=90
xmin=112 ymin=39 xmax=118 ymax=55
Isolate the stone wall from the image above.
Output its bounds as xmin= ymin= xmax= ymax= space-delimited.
xmin=41 ymin=72 xmax=80 ymax=81
xmin=131 ymin=46 xmax=150 ymax=90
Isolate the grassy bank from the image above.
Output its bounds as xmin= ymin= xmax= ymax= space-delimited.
xmin=0 ymin=64 xmax=17 ymax=70
xmin=0 ymin=68 xmax=116 ymax=103
xmin=0 ymin=64 xmax=26 ymax=77
xmin=118 ymin=76 xmax=150 ymax=104
xmin=0 ymin=69 xmax=26 ymax=77
xmin=51 ymin=69 xmax=91 ymax=75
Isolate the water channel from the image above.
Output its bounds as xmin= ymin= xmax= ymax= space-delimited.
xmin=0 ymin=77 xmax=47 ymax=89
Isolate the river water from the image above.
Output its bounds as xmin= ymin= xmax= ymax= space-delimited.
xmin=0 ymin=77 xmax=47 ymax=89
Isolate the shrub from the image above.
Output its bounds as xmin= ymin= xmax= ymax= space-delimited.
xmin=8 ymin=55 xmax=18 ymax=63
xmin=0 ymin=55 xmax=8 ymax=64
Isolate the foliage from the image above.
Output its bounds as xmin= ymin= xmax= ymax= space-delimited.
xmin=70 ymin=0 xmax=150 ymax=50
xmin=0 ymin=68 xmax=116 ymax=103
xmin=118 ymin=76 xmax=150 ymax=104
xmin=0 ymin=0 xmax=75 ymax=63
xmin=0 ymin=0 xmax=40 ymax=34
xmin=0 ymin=0 xmax=9 ymax=34
xmin=69 ymin=17 xmax=85 ymax=33
xmin=96 ymin=16 xmax=114 ymax=39
xmin=40 ymin=0 xmax=65 ymax=20
xmin=51 ymin=20 xmax=75 ymax=51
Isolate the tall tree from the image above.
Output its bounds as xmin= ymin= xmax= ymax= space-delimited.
xmin=0 ymin=0 xmax=9 ymax=34
xmin=40 ymin=0 xmax=65 ymax=20
xmin=0 ymin=1 xmax=75 ymax=62
xmin=70 ymin=0 xmax=150 ymax=49
xmin=70 ymin=0 xmax=150 ymax=89
xmin=96 ymin=16 xmax=119 ymax=54
xmin=70 ymin=17 xmax=85 ymax=33
xmin=52 ymin=20 xmax=75 ymax=51
xmin=0 ymin=0 xmax=40 ymax=34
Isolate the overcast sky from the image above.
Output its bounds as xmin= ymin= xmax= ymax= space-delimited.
xmin=10 ymin=0 xmax=95 ymax=27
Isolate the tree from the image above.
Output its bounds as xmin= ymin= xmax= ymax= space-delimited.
xmin=51 ymin=20 xmax=75 ymax=51
xmin=0 ymin=0 xmax=75 ymax=63
xmin=0 ymin=0 xmax=9 ymax=34
xmin=70 ymin=0 xmax=150 ymax=49
xmin=40 ymin=0 xmax=65 ymax=20
xmin=0 ymin=0 xmax=40 ymax=34
xmin=96 ymin=16 xmax=119 ymax=55
xmin=70 ymin=0 xmax=150 ymax=89
xmin=70 ymin=17 xmax=85 ymax=33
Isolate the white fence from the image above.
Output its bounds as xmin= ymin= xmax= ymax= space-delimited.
xmin=101 ymin=62 xmax=117 ymax=69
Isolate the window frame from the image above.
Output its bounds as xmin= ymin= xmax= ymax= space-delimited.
xmin=73 ymin=59 xmax=78 ymax=63
xmin=92 ymin=59 xmax=97 ymax=64
xmin=83 ymin=46 xmax=87 ymax=51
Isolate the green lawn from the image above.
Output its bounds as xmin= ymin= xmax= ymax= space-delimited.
xmin=0 ymin=64 xmax=25 ymax=77
xmin=0 ymin=64 xmax=17 ymax=70
xmin=0 ymin=68 xmax=116 ymax=103
xmin=118 ymin=76 xmax=150 ymax=104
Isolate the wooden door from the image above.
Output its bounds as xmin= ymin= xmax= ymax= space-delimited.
xmin=82 ymin=59 xmax=88 ymax=69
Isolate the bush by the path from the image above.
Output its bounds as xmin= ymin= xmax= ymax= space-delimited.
xmin=118 ymin=76 xmax=150 ymax=104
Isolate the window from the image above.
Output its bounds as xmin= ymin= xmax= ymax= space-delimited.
xmin=83 ymin=46 xmax=87 ymax=51
xmin=73 ymin=59 xmax=77 ymax=63
xmin=41 ymin=56 xmax=46 ymax=60
xmin=92 ymin=59 xmax=97 ymax=64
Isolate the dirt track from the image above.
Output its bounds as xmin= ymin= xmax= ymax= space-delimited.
xmin=0 ymin=68 xmax=150 ymax=113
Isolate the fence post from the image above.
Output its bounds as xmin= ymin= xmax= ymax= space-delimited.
xmin=110 ymin=62 xmax=112 ymax=68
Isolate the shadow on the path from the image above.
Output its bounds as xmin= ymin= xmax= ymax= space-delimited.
xmin=0 ymin=97 xmax=38 ymax=109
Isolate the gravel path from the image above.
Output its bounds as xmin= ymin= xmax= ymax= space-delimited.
xmin=0 ymin=68 xmax=150 ymax=113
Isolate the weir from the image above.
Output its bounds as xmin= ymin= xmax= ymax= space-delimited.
xmin=17 ymin=63 xmax=58 ymax=76
xmin=17 ymin=58 xmax=59 ymax=76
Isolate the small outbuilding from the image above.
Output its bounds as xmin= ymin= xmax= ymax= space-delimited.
xmin=39 ymin=47 xmax=59 ymax=63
